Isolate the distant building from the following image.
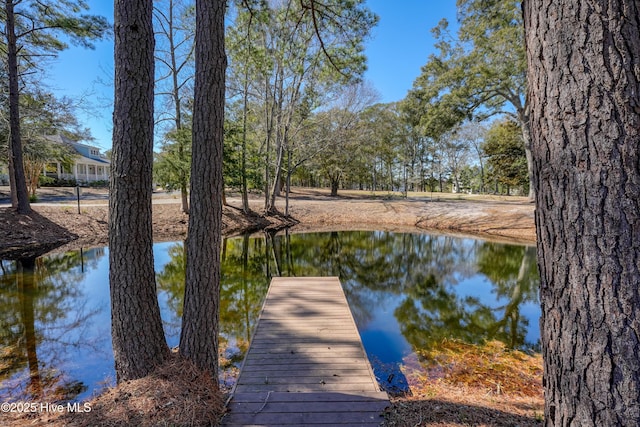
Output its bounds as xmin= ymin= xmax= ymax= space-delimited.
xmin=43 ymin=134 xmax=110 ymax=184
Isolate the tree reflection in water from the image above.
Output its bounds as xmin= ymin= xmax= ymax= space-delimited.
xmin=396 ymin=243 xmax=539 ymax=352
xmin=179 ymin=231 xmax=539 ymax=393
xmin=0 ymin=231 xmax=540 ymax=400
xmin=0 ymin=249 xmax=107 ymax=402
xmin=155 ymin=235 xmax=270 ymax=388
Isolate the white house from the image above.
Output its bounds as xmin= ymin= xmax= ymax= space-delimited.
xmin=43 ymin=134 xmax=110 ymax=184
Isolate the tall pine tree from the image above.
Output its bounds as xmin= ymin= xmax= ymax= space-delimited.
xmin=110 ymin=0 xmax=169 ymax=381
xmin=1 ymin=0 xmax=109 ymax=213
xmin=179 ymin=0 xmax=226 ymax=378
xmin=525 ymin=0 xmax=640 ymax=424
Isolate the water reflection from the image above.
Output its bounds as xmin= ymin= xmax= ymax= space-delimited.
xmin=256 ymin=231 xmax=540 ymax=392
xmin=396 ymin=244 xmax=539 ymax=352
xmin=0 ymin=230 xmax=540 ymax=400
xmin=0 ymin=249 xmax=108 ymax=402
xmin=156 ymin=236 xmax=270 ymax=386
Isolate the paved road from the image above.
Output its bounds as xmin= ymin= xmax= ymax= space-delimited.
xmin=0 ymin=189 xmax=181 ymax=208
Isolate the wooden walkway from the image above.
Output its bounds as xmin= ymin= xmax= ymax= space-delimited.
xmin=222 ymin=277 xmax=389 ymax=426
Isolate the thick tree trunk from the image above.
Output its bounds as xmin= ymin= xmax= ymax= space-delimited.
xmin=5 ymin=0 xmax=31 ymax=214
xmin=524 ymin=1 xmax=640 ymax=425
xmin=179 ymin=0 xmax=226 ymax=379
xmin=110 ymin=0 xmax=169 ymax=382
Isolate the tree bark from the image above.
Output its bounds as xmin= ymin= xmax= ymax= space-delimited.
xmin=330 ymin=176 xmax=339 ymax=196
xmin=524 ymin=1 xmax=640 ymax=425
xmin=7 ymin=154 xmax=17 ymax=208
xmin=179 ymin=0 xmax=226 ymax=379
xmin=110 ymin=0 xmax=169 ymax=382
xmin=519 ymin=111 xmax=535 ymax=200
xmin=5 ymin=0 xmax=31 ymax=214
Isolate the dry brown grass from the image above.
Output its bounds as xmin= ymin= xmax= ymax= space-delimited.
xmin=6 ymin=355 xmax=225 ymax=427
xmin=414 ymin=340 xmax=543 ymax=397
xmin=383 ymin=392 xmax=544 ymax=427
xmin=382 ymin=340 xmax=544 ymax=426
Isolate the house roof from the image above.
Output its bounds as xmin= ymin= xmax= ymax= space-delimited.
xmin=46 ymin=134 xmax=110 ymax=165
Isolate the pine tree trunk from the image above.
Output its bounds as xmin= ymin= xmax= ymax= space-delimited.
xmin=5 ymin=0 xmax=31 ymax=214
xmin=524 ymin=1 xmax=640 ymax=425
xmin=110 ymin=0 xmax=169 ymax=382
xmin=520 ymin=115 xmax=535 ymax=200
xmin=179 ymin=0 xmax=226 ymax=379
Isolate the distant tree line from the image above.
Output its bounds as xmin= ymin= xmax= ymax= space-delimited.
xmin=0 ymin=0 xmax=530 ymax=210
xmin=153 ymin=0 xmax=530 ymax=202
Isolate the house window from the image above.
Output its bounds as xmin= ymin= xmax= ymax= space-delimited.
xmin=78 ymin=164 xmax=87 ymax=174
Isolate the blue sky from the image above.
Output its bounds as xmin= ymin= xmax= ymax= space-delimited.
xmin=365 ymin=1 xmax=457 ymax=102
xmin=46 ymin=1 xmax=458 ymax=150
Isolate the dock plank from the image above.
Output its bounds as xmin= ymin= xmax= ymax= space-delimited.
xmin=222 ymin=277 xmax=389 ymax=426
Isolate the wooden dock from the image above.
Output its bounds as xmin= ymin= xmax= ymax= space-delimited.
xmin=222 ymin=277 xmax=389 ymax=426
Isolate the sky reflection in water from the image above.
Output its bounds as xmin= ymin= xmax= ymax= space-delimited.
xmin=0 ymin=230 xmax=540 ymax=400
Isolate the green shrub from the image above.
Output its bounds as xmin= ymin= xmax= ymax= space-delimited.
xmin=38 ymin=175 xmax=56 ymax=186
xmin=87 ymin=180 xmax=109 ymax=188
xmin=40 ymin=177 xmax=78 ymax=187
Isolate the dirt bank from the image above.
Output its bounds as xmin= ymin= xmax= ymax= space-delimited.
xmin=0 ymin=188 xmax=535 ymax=258
xmin=284 ymin=189 xmax=535 ymax=244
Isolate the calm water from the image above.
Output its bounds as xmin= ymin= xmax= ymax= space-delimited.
xmin=0 ymin=230 xmax=540 ymax=401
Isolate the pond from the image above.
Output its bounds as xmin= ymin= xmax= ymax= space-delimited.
xmin=0 ymin=230 xmax=540 ymax=402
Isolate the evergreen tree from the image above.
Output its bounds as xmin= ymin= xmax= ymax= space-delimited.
xmin=110 ymin=0 xmax=169 ymax=382
xmin=1 ymin=0 xmax=109 ymax=213
xmin=407 ymin=0 xmax=532 ymax=198
xmin=525 ymin=0 xmax=640 ymax=423
xmin=179 ymin=0 xmax=226 ymax=379
xmin=483 ymin=120 xmax=529 ymax=195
